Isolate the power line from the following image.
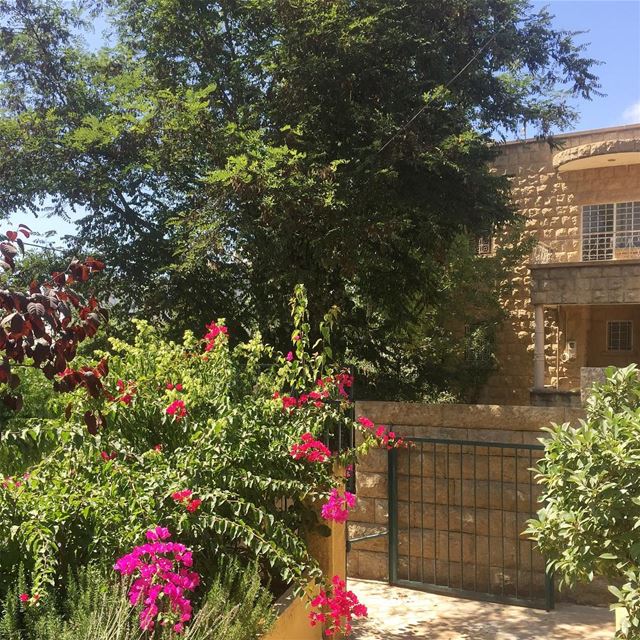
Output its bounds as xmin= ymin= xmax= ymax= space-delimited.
xmin=377 ymin=23 xmax=509 ymax=155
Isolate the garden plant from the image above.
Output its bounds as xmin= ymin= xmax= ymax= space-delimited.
xmin=0 ymin=229 xmax=398 ymax=638
xmin=527 ymin=365 xmax=640 ymax=639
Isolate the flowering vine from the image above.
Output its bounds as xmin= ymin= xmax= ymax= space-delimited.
xmin=114 ymin=527 xmax=199 ymax=634
xmin=171 ymin=489 xmax=202 ymax=513
xmin=166 ymin=399 xmax=187 ymax=420
xmin=357 ymin=415 xmax=407 ymax=449
xmin=290 ymin=433 xmax=332 ymax=463
xmin=309 ymin=575 xmax=367 ymax=637
xmin=204 ymin=321 xmax=228 ymax=351
xmin=321 ymin=489 xmax=356 ymax=524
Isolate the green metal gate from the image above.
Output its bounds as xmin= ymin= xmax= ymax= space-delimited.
xmin=388 ymin=436 xmax=554 ymax=610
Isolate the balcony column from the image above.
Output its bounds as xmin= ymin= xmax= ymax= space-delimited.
xmin=533 ymin=304 xmax=545 ymax=390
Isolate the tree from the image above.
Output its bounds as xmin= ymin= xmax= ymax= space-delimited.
xmin=0 ymin=222 xmax=107 ymax=418
xmin=0 ymin=0 xmax=600 ymax=398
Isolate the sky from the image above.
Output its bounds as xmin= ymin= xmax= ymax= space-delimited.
xmin=531 ymin=0 xmax=640 ymax=132
xmin=6 ymin=0 xmax=640 ymax=239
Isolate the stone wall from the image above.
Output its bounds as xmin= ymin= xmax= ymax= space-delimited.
xmin=480 ymin=124 xmax=640 ymax=404
xmin=530 ymin=261 xmax=640 ymax=305
xmin=348 ymin=401 xmax=611 ymax=606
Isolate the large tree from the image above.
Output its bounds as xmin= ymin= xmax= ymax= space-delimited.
xmin=0 ymin=0 xmax=599 ymax=398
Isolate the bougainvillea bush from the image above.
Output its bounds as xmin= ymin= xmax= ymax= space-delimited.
xmin=0 ymin=284 xmax=393 ymax=636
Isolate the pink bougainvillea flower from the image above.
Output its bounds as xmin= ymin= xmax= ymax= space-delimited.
xmin=203 ymin=321 xmax=228 ymax=351
xmin=290 ymin=433 xmax=332 ymax=463
xmin=166 ymin=382 xmax=174 ymax=390
xmin=146 ymin=526 xmax=171 ymax=542
xmin=357 ymin=416 xmax=375 ymax=430
xmin=19 ymin=593 xmax=29 ymax=603
xmin=172 ymin=489 xmax=201 ymax=513
xmin=175 ymin=383 xmax=184 ymax=392
xmin=166 ymin=400 xmax=187 ymax=420
xmin=286 ymin=351 xmax=294 ymax=362
xmin=293 ymin=333 xmax=301 ymax=342
xmin=153 ymin=444 xmax=163 ymax=452
xmin=309 ymin=574 xmax=367 ymax=636
xmin=186 ymin=498 xmax=202 ymax=513
xmin=321 ymin=489 xmax=356 ymax=524
xmin=114 ymin=379 xmax=136 ymax=405
xmin=114 ymin=529 xmax=199 ymax=634
xmin=100 ymin=451 xmax=117 ymax=462
xmin=281 ymin=395 xmax=298 ymax=411
xmin=171 ymin=489 xmax=193 ymax=502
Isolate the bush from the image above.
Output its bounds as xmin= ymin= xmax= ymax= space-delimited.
xmin=526 ymin=365 xmax=640 ymax=638
xmin=0 ymin=286 xmax=388 ymax=627
xmin=0 ymin=562 xmax=275 ymax=640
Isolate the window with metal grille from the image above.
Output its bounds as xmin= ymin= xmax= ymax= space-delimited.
xmin=582 ymin=202 xmax=640 ymax=261
xmin=607 ymin=320 xmax=633 ymax=352
xmin=476 ymin=235 xmax=493 ymax=255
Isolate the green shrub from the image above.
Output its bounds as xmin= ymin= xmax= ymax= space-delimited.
xmin=0 ymin=285 xmax=379 ymax=599
xmin=0 ymin=563 xmax=274 ymax=640
xmin=527 ymin=365 xmax=640 ymax=638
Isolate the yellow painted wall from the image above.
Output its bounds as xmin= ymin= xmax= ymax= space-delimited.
xmin=262 ymin=487 xmax=347 ymax=640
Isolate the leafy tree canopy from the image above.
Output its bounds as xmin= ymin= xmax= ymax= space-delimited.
xmin=0 ymin=0 xmax=600 ymax=399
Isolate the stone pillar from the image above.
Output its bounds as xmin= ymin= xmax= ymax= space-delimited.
xmin=534 ymin=304 xmax=545 ymax=390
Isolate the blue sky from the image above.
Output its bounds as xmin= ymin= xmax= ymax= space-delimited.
xmin=532 ymin=0 xmax=640 ymax=131
xmin=7 ymin=0 xmax=640 ymax=239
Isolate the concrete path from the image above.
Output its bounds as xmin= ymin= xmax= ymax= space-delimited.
xmin=349 ymin=579 xmax=615 ymax=640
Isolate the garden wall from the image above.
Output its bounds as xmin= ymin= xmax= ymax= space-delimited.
xmin=348 ymin=401 xmax=611 ymax=606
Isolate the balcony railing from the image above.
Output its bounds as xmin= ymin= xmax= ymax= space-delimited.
xmin=530 ymin=239 xmax=640 ymax=265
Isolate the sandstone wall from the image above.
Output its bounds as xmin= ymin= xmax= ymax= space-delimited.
xmin=348 ymin=401 xmax=610 ymax=606
xmin=480 ymin=124 xmax=640 ymax=404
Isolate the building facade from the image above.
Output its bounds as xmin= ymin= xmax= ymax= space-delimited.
xmin=479 ymin=123 xmax=640 ymax=406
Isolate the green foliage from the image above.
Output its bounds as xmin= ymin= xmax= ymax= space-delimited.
xmin=0 ymin=0 xmax=600 ymax=398
xmin=0 ymin=563 xmax=275 ymax=640
xmin=526 ymin=365 xmax=640 ymax=637
xmin=0 ymin=286 xmax=373 ymax=600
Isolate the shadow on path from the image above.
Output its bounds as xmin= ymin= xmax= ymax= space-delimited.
xmin=349 ymin=579 xmax=614 ymax=640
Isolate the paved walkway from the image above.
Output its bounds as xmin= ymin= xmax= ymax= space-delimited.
xmin=349 ymin=580 xmax=615 ymax=640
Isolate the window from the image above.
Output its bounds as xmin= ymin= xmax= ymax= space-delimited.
xmin=582 ymin=201 xmax=640 ymax=261
xmin=607 ymin=320 xmax=633 ymax=352
xmin=476 ymin=235 xmax=493 ymax=256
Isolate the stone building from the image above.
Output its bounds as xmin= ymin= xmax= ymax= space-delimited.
xmin=479 ymin=123 xmax=640 ymax=407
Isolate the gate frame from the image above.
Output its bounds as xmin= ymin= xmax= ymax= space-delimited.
xmin=388 ymin=436 xmax=555 ymax=611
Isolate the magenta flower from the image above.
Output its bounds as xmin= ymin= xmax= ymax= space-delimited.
xmin=146 ymin=526 xmax=171 ymax=542
xmin=290 ymin=433 xmax=331 ymax=463
xmin=114 ymin=529 xmax=199 ymax=634
xmin=286 ymin=351 xmax=294 ymax=362
xmin=172 ymin=489 xmax=201 ymax=513
xmin=321 ymin=489 xmax=356 ymax=524
xmin=309 ymin=574 xmax=367 ymax=636
xmin=357 ymin=416 xmax=375 ymax=430
xmin=203 ymin=321 xmax=228 ymax=351
xmin=166 ymin=400 xmax=187 ymax=420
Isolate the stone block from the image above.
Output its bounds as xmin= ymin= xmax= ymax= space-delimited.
xmin=357 ymin=472 xmax=388 ymax=499
xmin=350 ymin=497 xmax=376 ymax=523
xmin=355 ymin=550 xmax=388 ymax=581
xmin=358 ymin=447 xmax=388 ymax=474
xmin=374 ymin=499 xmax=389 ymax=524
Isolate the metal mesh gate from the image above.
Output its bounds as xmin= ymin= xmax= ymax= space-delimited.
xmin=388 ymin=437 xmax=553 ymax=609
